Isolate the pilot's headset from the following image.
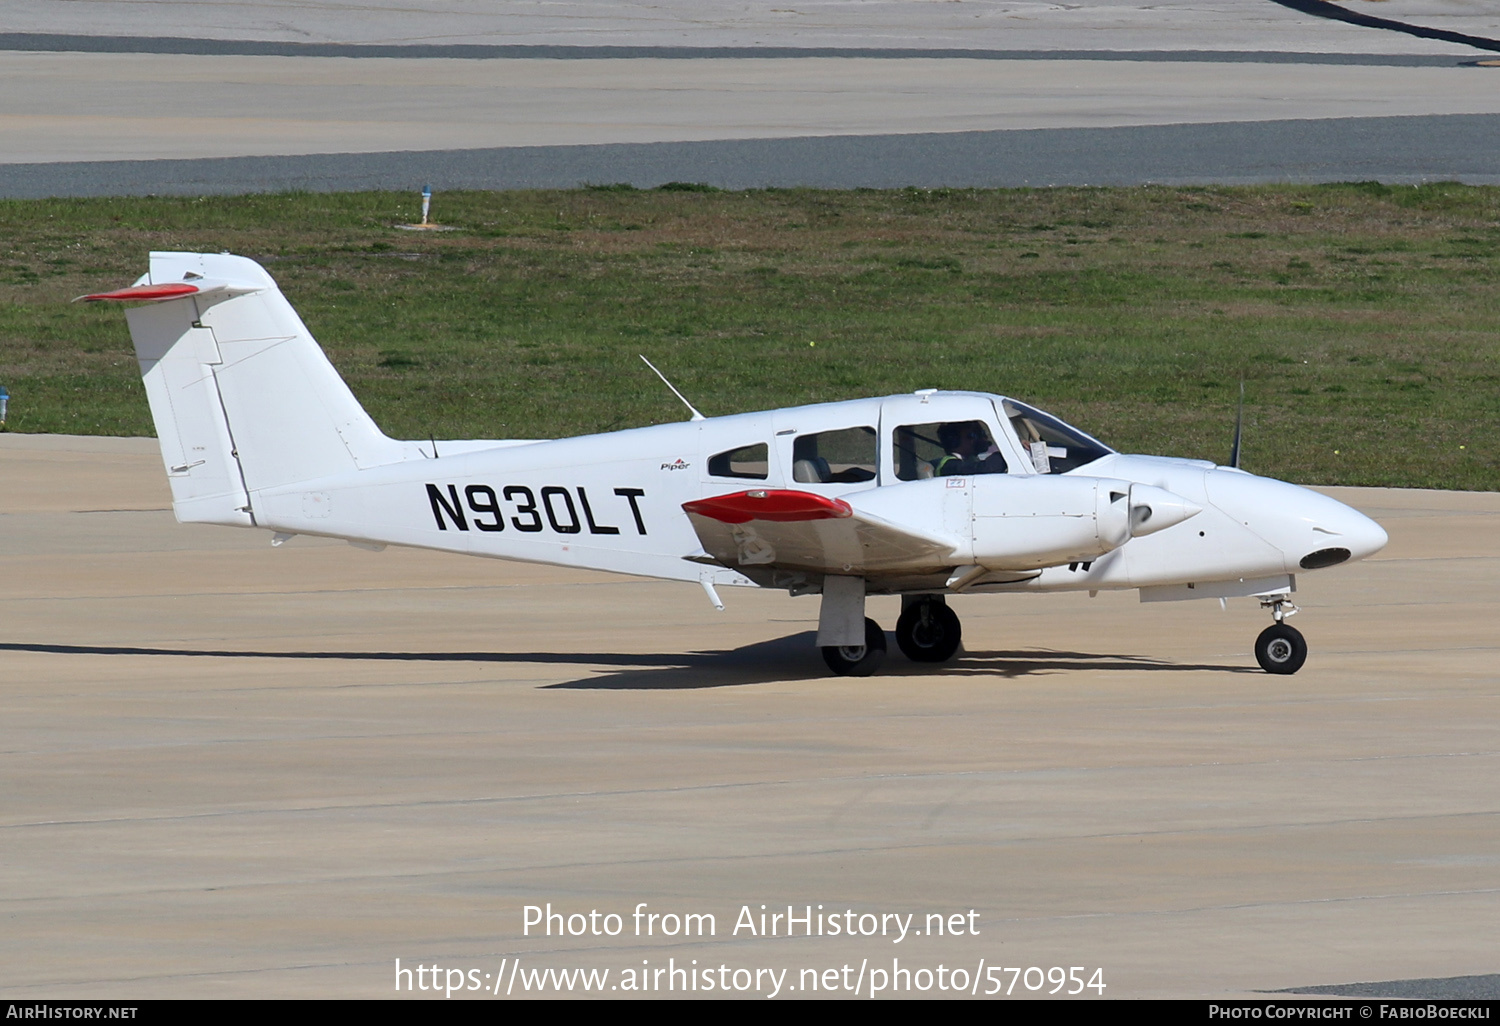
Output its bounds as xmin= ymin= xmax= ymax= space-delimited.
xmin=937 ymin=421 xmax=970 ymax=453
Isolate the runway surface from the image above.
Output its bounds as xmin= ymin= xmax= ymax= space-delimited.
xmin=3 ymin=1 xmax=1500 ymax=193
xmin=3 ymin=434 xmax=1497 ymax=998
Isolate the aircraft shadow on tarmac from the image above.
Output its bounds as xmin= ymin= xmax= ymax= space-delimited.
xmin=0 ymin=634 xmax=1254 ymax=690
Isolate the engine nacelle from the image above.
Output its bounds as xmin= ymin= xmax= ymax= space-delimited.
xmin=970 ymin=475 xmax=1200 ymax=570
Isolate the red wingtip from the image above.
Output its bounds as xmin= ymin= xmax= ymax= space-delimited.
xmin=683 ymin=489 xmax=853 ymax=525
xmin=76 ymin=283 xmax=199 ymax=303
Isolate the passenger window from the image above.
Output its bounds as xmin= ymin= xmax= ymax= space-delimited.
xmin=708 ymin=442 xmax=769 ymax=480
xmin=893 ymin=421 xmax=1007 ymax=481
xmin=792 ymin=426 xmax=876 ymax=484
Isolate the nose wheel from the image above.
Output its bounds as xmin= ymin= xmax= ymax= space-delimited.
xmin=1255 ymin=623 xmax=1306 ymax=674
xmin=1254 ymin=594 xmax=1306 ymax=674
xmin=895 ymin=596 xmax=962 ymax=663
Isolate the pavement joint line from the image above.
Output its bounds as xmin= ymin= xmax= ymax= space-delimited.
xmin=991 ymin=886 xmax=1500 ymax=923
xmin=0 ymin=581 xmax=650 ymax=601
xmin=8 ymin=862 xmax=1500 ymax=930
xmin=3 ymin=777 xmax=1496 ymax=834
xmin=10 ymin=960 xmax=376 ymax=992
xmin=9 ymin=727 xmax=1492 ymax=762
xmin=0 ymin=35 xmax=1484 ymax=66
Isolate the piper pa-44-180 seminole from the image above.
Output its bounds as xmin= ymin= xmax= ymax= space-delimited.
xmin=83 ymin=252 xmax=1388 ymax=677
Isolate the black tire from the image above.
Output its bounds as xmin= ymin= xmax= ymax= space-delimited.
xmin=895 ymin=599 xmax=962 ymax=663
xmin=821 ymin=618 xmax=888 ymax=676
xmin=1255 ymin=623 xmax=1307 ymax=675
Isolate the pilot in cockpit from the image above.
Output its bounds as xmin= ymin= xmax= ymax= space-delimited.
xmin=930 ymin=421 xmax=1007 ymax=477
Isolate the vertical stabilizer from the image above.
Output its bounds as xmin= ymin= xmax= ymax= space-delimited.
xmin=96 ymin=252 xmax=406 ymax=526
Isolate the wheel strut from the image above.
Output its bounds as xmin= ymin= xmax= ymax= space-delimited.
xmin=1259 ymin=593 xmax=1300 ymax=623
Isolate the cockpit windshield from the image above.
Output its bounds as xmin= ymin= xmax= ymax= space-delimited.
xmin=1001 ymin=398 xmax=1115 ymax=474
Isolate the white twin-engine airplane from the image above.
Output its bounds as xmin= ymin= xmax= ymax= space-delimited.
xmin=85 ymin=252 xmax=1388 ymax=677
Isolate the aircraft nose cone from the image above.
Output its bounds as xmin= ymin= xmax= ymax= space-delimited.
xmin=1204 ymin=470 xmax=1387 ymax=571
xmin=1296 ymin=500 xmax=1387 ymax=569
xmin=1127 ymin=483 xmax=1202 ymax=537
xmin=1335 ymin=507 xmax=1388 ymax=562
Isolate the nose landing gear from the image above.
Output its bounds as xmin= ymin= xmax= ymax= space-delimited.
xmin=1254 ymin=594 xmax=1306 ymax=674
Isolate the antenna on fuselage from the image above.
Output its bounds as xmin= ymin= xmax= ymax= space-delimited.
xmin=640 ymin=355 xmax=705 ymax=421
xmin=1229 ymin=379 xmax=1245 ymax=469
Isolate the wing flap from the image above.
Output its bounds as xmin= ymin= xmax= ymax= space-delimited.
xmin=683 ymin=489 xmax=957 ymax=575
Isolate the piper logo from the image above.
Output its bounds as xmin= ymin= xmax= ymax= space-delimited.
xmin=661 ymin=459 xmax=691 ymax=471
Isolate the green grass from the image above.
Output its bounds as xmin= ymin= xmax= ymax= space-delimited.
xmin=1 ymin=183 xmax=1498 ymax=489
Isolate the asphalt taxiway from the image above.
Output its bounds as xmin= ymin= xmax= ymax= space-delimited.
xmin=2 ymin=434 xmax=1497 ymax=998
xmin=3 ymin=1 xmax=1500 ymax=193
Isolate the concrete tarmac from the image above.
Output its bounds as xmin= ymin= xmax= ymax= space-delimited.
xmin=2 ymin=433 xmax=1497 ymax=998
xmin=3 ymin=0 xmax=1495 ymax=53
xmin=6 ymin=52 xmax=1500 ymax=165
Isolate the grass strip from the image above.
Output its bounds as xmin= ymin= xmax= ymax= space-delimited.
xmin=1 ymin=183 xmax=1496 ymax=490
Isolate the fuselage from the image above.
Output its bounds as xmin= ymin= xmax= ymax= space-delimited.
xmin=249 ymin=390 xmax=1387 ymax=599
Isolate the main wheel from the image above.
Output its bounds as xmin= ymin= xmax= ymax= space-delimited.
xmin=895 ymin=599 xmax=962 ymax=663
xmin=821 ymin=618 xmax=887 ymax=676
xmin=1255 ymin=623 xmax=1307 ymax=675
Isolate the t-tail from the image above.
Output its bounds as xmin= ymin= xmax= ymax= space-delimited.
xmin=82 ymin=252 xmax=411 ymax=528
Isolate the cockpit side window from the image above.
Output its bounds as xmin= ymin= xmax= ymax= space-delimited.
xmin=1002 ymin=399 xmax=1114 ymax=474
xmin=893 ymin=421 xmax=1008 ymax=481
xmin=708 ymin=442 xmax=769 ymax=480
xmin=792 ymin=426 xmax=877 ymax=484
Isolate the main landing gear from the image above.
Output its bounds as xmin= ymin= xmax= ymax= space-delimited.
xmin=895 ymin=595 xmax=962 ymax=663
xmin=1254 ymin=594 xmax=1306 ymax=675
xmin=819 ymin=596 xmax=963 ymax=676
xmin=821 ymin=617 xmax=887 ymax=676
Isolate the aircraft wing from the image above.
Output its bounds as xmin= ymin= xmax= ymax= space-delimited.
xmin=682 ymin=489 xmax=957 ymax=575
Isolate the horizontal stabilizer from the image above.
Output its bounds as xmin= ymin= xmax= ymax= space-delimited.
xmin=74 ymin=278 xmax=263 ymax=304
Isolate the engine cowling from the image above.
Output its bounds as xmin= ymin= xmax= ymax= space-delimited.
xmin=970 ymin=475 xmax=1200 ymax=570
